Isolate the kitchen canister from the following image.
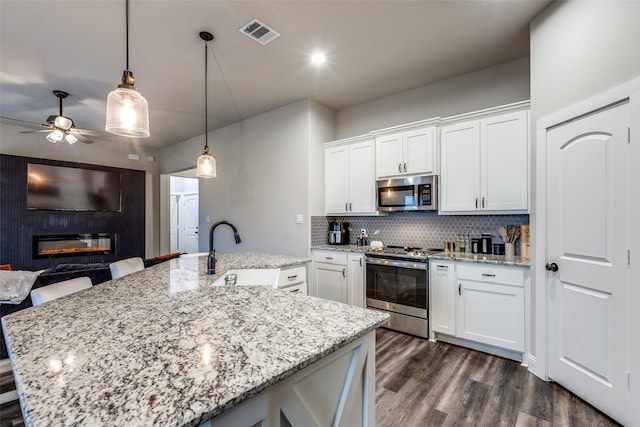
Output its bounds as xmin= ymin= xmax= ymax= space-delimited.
xmin=493 ymin=243 xmax=505 ymax=255
xmin=471 ymin=238 xmax=482 ymax=254
xmin=481 ymin=233 xmax=492 ymax=254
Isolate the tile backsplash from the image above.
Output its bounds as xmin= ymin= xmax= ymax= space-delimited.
xmin=312 ymin=213 xmax=529 ymax=253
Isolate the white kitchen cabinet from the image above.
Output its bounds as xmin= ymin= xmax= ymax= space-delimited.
xmin=325 ymin=136 xmax=376 ymax=215
xmin=374 ymin=123 xmax=437 ymax=179
xmin=440 ymin=106 xmax=529 ymax=213
xmin=311 ymin=250 xmax=364 ymax=307
xmin=347 ymin=253 xmax=365 ymax=308
xmin=429 ymin=261 xmax=456 ymax=335
xmin=278 ymin=265 xmax=308 ymax=296
xmin=455 ymin=263 xmax=525 ymax=352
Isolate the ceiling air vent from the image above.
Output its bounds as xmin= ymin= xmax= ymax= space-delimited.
xmin=239 ymin=18 xmax=280 ymax=45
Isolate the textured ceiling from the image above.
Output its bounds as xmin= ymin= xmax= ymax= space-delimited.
xmin=0 ymin=0 xmax=550 ymax=149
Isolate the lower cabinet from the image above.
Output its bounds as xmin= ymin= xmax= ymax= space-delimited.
xmin=430 ymin=261 xmax=526 ymax=354
xmin=313 ymin=262 xmax=347 ymax=303
xmin=429 ymin=262 xmax=456 ymax=335
xmin=278 ymin=265 xmax=308 ymax=295
xmin=311 ymin=250 xmax=364 ymax=307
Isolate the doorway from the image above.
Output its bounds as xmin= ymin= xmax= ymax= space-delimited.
xmin=169 ymin=173 xmax=199 ymax=254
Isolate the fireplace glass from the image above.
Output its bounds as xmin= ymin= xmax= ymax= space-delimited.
xmin=33 ymin=234 xmax=114 ymax=259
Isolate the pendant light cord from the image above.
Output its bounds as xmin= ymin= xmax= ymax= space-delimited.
xmin=204 ymin=38 xmax=209 ymax=150
xmin=125 ymin=0 xmax=130 ymax=71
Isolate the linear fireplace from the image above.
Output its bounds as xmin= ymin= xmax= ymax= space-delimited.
xmin=33 ymin=234 xmax=115 ymax=259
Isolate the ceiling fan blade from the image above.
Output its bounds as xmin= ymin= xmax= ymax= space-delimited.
xmin=70 ymin=127 xmax=114 ymax=138
xmin=74 ymin=134 xmax=94 ymax=144
xmin=20 ymin=129 xmax=53 ymax=134
xmin=1 ymin=115 xmax=50 ymax=129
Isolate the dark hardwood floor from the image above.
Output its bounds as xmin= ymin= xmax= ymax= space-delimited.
xmin=0 ymin=328 xmax=622 ymax=427
xmin=375 ymin=328 xmax=621 ymax=427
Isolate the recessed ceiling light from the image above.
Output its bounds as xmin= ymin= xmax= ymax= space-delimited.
xmin=311 ymin=52 xmax=326 ymax=65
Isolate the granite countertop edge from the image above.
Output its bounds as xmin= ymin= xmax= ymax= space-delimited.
xmin=428 ymin=252 xmax=531 ymax=268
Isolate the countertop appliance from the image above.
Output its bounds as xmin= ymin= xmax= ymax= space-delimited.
xmin=377 ymin=175 xmax=438 ymax=212
xmin=365 ymin=245 xmax=441 ymax=338
xmin=328 ymin=222 xmax=349 ymax=245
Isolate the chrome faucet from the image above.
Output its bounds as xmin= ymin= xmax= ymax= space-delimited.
xmin=207 ymin=220 xmax=242 ymax=275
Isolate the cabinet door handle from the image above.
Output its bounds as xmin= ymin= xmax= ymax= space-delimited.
xmin=349 ymin=203 xmax=352 ymax=211
xmin=482 ymin=197 xmax=485 ymax=209
xmin=398 ymin=163 xmax=403 ymax=173
xmin=437 ymin=265 xmax=448 ymax=269
xmin=475 ymin=197 xmax=478 ymax=209
xmin=289 ymin=288 xmax=301 ymax=293
xmin=481 ymin=273 xmax=495 ymax=277
xmin=343 ymin=268 xmax=346 ymax=278
xmin=325 ymin=257 xmax=333 ymax=260
xmin=404 ymin=162 xmax=407 ymax=172
xmin=359 ymin=258 xmax=363 ymax=267
xmin=458 ymin=283 xmax=462 ymax=296
xmin=345 ymin=202 xmax=348 ymax=211
xmin=287 ymin=275 xmax=298 ymax=280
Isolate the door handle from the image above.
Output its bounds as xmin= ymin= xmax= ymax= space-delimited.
xmin=287 ymin=275 xmax=298 ymax=281
xmin=343 ymin=268 xmax=346 ymax=278
xmin=458 ymin=283 xmax=462 ymax=295
xmin=345 ymin=203 xmax=348 ymax=211
xmin=398 ymin=163 xmax=402 ymax=173
xmin=403 ymin=163 xmax=407 ymax=172
xmin=482 ymin=197 xmax=485 ymax=209
xmin=359 ymin=258 xmax=363 ymax=267
xmin=349 ymin=203 xmax=352 ymax=211
xmin=545 ymin=262 xmax=559 ymax=272
xmin=475 ymin=197 xmax=478 ymax=209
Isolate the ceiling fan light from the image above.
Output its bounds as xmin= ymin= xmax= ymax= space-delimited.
xmin=46 ymin=129 xmax=64 ymax=143
xmin=65 ymin=133 xmax=78 ymax=144
xmin=53 ymin=115 xmax=73 ymax=130
xmin=105 ymin=86 xmax=150 ymax=138
xmin=197 ymin=148 xmax=216 ymax=178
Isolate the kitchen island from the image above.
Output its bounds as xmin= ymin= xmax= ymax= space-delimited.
xmin=2 ymin=253 xmax=388 ymax=426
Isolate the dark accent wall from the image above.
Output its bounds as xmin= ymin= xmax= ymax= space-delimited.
xmin=0 ymin=154 xmax=145 ymax=270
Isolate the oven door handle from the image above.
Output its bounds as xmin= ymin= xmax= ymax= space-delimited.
xmin=365 ymin=256 xmax=428 ymax=270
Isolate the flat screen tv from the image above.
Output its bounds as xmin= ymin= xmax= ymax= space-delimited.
xmin=27 ymin=163 xmax=122 ymax=212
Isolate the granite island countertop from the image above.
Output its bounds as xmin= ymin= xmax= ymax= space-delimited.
xmin=2 ymin=253 xmax=388 ymax=427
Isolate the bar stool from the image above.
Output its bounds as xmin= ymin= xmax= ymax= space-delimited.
xmin=109 ymin=257 xmax=144 ymax=279
xmin=30 ymin=276 xmax=92 ymax=306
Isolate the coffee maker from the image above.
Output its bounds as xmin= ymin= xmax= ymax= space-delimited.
xmin=328 ymin=222 xmax=350 ymax=245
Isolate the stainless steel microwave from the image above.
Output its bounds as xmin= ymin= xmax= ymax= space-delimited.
xmin=377 ymin=175 xmax=438 ymax=212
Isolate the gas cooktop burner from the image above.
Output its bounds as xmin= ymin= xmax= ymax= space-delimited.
xmin=365 ymin=245 xmax=443 ymax=260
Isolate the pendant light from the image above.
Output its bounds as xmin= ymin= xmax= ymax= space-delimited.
xmin=105 ymin=0 xmax=150 ymax=138
xmin=196 ymin=31 xmax=216 ymax=178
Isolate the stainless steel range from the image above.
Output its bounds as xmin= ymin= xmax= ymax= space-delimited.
xmin=365 ymin=245 xmax=440 ymax=338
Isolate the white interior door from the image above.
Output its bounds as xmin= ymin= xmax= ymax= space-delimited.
xmin=182 ymin=193 xmax=199 ymax=253
xmin=169 ymin=195 xmax=179 ymax=253
xmin=547 ymin=101 xmax=629 ymax=424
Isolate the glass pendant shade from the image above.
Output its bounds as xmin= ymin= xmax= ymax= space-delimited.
xmin=46 ymin=129 xmax=64 ymax=143
xmin=64 ymin=133 xmax=78 ymax=144
xmin=197 ymin=147 xmax=217 ymax=178
xmin=53 ymin=116 xmax=73 ymax=130
xmin=105 ymin=86 xmax=150 ymax=138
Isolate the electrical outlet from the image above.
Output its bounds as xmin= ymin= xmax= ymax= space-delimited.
xmin=296 ymin=214 xmax=304 ymax=224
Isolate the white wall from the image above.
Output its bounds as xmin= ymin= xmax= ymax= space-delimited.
xmin=308 ymin=100 xmax=336 ymax=218
xmin=170 ymin=176 xmax=199 ymax=194
xmin=529 ymin=0 xmax=640 ymax=384
xmin=161 ymin=99 xmax=325 ymax=257
xmin=336 ymin=57 xmax=531 ymax=139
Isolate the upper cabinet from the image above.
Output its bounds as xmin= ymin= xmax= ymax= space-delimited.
xmin=325 ymin=136 xmax=377 ymax=215
xmin=373 ymin=120 xmax=438 ymax=179
xmin=440 ymin=103 xmax=529 ymax=214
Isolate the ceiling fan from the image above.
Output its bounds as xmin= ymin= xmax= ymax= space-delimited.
xmin=0 ymin=90 xmax=111 ymax=144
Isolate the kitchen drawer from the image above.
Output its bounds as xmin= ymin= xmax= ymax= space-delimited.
xmin=281 ymin=283 xmax=307 ymax=296
xmin=456 ymin=263 xmax=524 ymax=287
xmin=311 ymin=250 xmax=348 ymax=265
xmin=278 ymin=265 xmax=306 ymax=288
